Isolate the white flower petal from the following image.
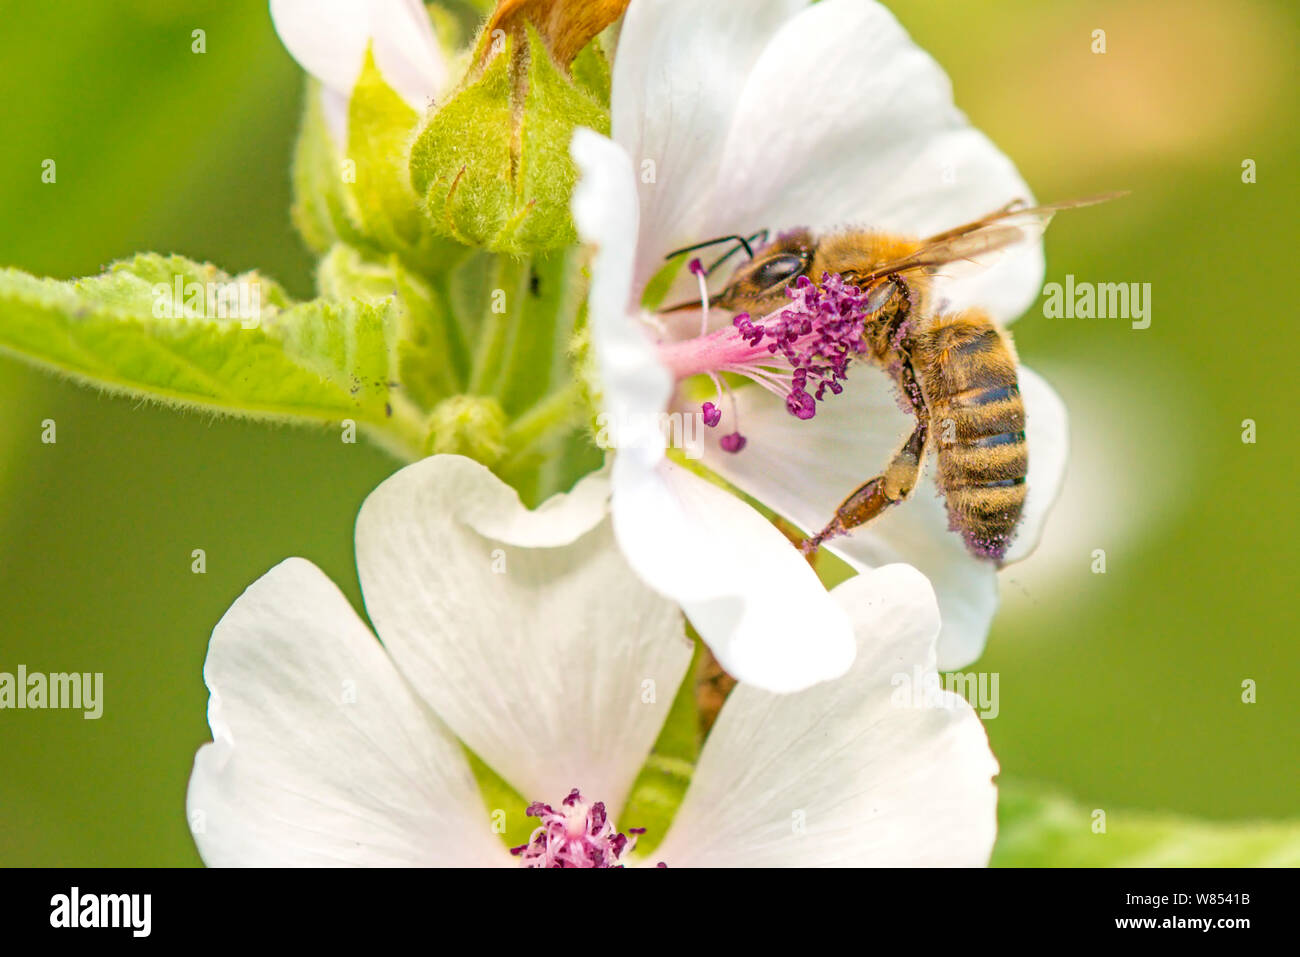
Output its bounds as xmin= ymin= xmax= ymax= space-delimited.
xmin=706 ymin=0 xmax=958 ymax=234
xmin=612 ymin=0 xmax=810 ymax=292
xmin=186 ymin=557 xmax=503 ymax=867
xmin=691 ymin=365 xmax=908 ymax=532
xmin=368 ymin=0 xmax=448 ymax=111
xmin=572 ymin=129 xmax=673 ymax=469
xmin=856 ymin=500 xmax=999 ymax=672
xmin=697 ymin=364 xmax=1066 ymax=669
xmin=319 ymin=86 xmax=351 ymax=148
xmin=611 ymin=456 xmax=855 ymax=693
xmin=355 ymin=455 xmax=692 ymax=815
xmin=573 ymin=129 xmax=854 ymax=692
xmin=698 ymin=0 xmax=1041 ymax=323
xmin=272 ymin=0 xmax=445 ymax=146
xmin=654 ymin=564 xmax=998 ymax=867
xmin=271 ymin=0 xmax=371 ymax=98
xmin=848 ymin=127 xmax=1044 ymax=324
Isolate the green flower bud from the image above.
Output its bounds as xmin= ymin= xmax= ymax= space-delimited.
xmin=410 ymin=23 xmax=612 ymax=254
xmin=345 ymin=50 xmax=427 ymax=252
xmin=428 ymin=394 xmax=509 ymax=463
xmin=290 ymin=79 xmax=367 ymax=256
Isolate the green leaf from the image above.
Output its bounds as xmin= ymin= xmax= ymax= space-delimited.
xmin=0 ymin=253 xmax=424 ymax=455
xmin=994 ymin=780 xmax=1300 ymax=866
xmin=317 ymin=243 xmax=463 ymax=409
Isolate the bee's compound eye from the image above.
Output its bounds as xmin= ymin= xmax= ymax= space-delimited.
xmin=751 ymin=254 xmax=806 ymax=291
xmin=863 ymin=278 xmax=900 ymax=314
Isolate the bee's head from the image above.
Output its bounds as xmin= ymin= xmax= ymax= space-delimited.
xmin=660 ymin=230 xmax=815 ymax=318
xmin=714 ymin=230 xmax=814 ymax=315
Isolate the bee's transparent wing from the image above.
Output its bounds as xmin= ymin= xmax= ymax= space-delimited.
xmin=847 ymin=193 xmax=1125 ymax=288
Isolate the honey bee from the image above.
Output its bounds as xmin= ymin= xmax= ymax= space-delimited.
xmin=666 ymin=193 xmax=1122 ymax=562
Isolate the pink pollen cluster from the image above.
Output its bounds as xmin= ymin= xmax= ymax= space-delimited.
xmin=510 ymin=788 xmax=649 ymax=868
xmin=735 ymin=273 xmax=872 ymax=420
xmin=684 ymin=271 xmax=874 ymax=453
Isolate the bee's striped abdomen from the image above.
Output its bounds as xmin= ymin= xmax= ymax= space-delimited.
xmin=915 ymin=311 xmax=1028 ymax=560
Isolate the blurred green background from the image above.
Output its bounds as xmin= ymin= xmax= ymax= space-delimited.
xmin=0 ymin=0 xmax=1295 ymax=865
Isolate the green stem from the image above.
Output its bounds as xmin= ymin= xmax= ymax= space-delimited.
xmin=467 ymin=255 xmax=528 ymax=395
xmin=500 ymin=380 xmax=585 ymax=463
xmin=361 ymin=399 xmax=428 ymax=461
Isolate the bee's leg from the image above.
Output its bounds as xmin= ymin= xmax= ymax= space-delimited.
xmin=800 ymin=419 xmax=928 ymax=555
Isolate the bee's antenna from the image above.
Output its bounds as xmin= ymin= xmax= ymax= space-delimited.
xmin=664 ymin=234 xmax=757 ymax=262
xmin=664 ymin=230 xmax=772 ymax=281
xmin=705 ymin=230 xmax=770 ymax=276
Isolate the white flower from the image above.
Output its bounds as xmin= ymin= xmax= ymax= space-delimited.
xmin=186 ymin=454 xmax=998 ymax=867
xmin=270 ymin=0 xmax=449 ymax=144
xmin=572 ymin=0 xmax=1070 ymax=671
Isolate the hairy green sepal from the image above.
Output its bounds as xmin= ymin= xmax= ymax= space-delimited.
xmin=411 ymin=27 xmax=609 ymax=254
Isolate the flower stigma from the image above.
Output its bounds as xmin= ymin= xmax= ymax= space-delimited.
xmin=510 ymin=788 xmax=662 ymax=868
